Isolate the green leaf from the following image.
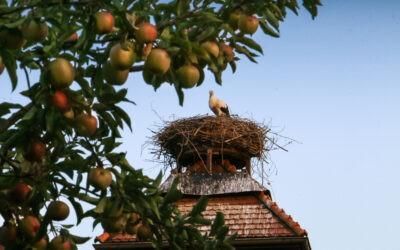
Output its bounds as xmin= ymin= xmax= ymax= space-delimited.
xmin=75 ymin=76 xmax=93 ymax=98
xmin=270 ymin=3 xmax=284 ymax=20
xmin=1 ymin=49 xmax=18 ymax=90
xmin=224 ymin=232 xmax=237 ymax=244
xmin=112 ymin=0 xmax=124 ymax=11
xmin=193 ymin=11 xmax=222 ymax=24
xmin=149 ymin=197 xmax=161 ymax=220
xmin=171 ymin=37 xmax=192 ymax=51
xmin=163 ymin=189 xmax=182 ymax=205
xmin=170 ymin=176 xmax=180 ymax=190
xmin=259 ymin=19 xmax=280 ymax=38
xmin=228 ymin=60 xmax=236 ymax=73
xmin=212 ymin=70 xmax=222 ymax=85
xmin=69 ymin=197 xmax=84 ymax=225
xmin=189 ymin=196 xmax=208 ymax=216
xmin=216 ymin=225 xmax=229 ymax=240
xmin=303 ymin=0 xmax=319 ymax=19
xmin=154 ymin=171 xmax=163 ymax=187
xmin=69 ymin=233 xmax=91 ymax=244
xmin=113 ymin=105 xmax=132 ymax=131
xmin=98 ymin=110 xmax=118 ymax=129
xmin=196 ymin=67 xmax=205 ymax=87
xmin=61 ymin=224 xmax=74 ymax=229
xmin=265 ymin=9 xmax=280 ymax=31
xmin=174 ymin=82 xmax=184 ymax=106
xmin=4 ymin=18 xmax=25 ymax=28
xmin=196 ymin=26 xmax=216 ymax=42
xmin=177 ymin=0 xmax=190 ymax=16
xmin=45 ymin=109 xmax=57 ymax=133
xmin=22 ymin=106 xmax=37 ymax=121
xmin=102 ymin=137 xmax=116 ymax=153
xmin=210 ymin=212 xmax=224 ymax=236
xmin=234 ymin=44 xmax=258 ymax=63
xmin=236 ymin=37 xmax=263 ymax=55
xmin=94 ymin=196 xmax=107 ymax=213
xmin=190 ymin=215 xmax=211 ymax=225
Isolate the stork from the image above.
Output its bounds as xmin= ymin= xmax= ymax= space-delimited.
xmin=209 ymin=90 xmax=230 ymax=117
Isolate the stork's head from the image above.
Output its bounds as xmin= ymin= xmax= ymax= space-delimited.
xmin=209 ymin=90 xmax=214 ymax=97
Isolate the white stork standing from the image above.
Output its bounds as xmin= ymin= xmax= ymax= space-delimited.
xmin=209 ymin=90 xmax=230 ymax=117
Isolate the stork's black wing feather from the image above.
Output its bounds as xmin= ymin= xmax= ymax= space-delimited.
xmin=220 ymin=106 xmax=230 ymax=117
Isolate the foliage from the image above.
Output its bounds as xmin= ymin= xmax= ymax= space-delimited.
xmin=0 ymin=0 xmax=320 ymax=249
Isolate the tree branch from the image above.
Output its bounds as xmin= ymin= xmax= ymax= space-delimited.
xmin=129 ymin=64 xmax=144 ymax=72
xmin=0 ymin=102 xmax=34 ymax=134
xmin=0 ymin=0 xmax=99 ymax=17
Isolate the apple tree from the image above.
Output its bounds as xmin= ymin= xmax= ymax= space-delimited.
xmin=0 ymin=0 xmax=321 ymax=249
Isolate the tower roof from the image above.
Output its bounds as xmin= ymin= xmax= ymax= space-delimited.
xmin=94 ymin=174 xmax=309 ymax=249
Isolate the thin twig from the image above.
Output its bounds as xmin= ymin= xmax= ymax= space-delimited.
xmin=130 ymin=64 xmax=144 ymax=72
xmin=84 ymin=138 xmax=103 ymax=168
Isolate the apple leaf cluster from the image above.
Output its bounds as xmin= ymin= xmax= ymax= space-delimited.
xmin=0 ymin=0 xmax=320 ymax=249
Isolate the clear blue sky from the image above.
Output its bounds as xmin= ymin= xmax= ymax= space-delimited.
xmin=1 ymin=1 xmax=399 ymax=249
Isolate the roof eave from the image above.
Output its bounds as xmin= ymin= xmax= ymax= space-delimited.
xmin=232 ymin=236 xmax=311 ymax=250
xmin=93 ymin=237 xmax=311 ymax=250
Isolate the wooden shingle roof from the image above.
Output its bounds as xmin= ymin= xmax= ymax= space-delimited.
xmin=95 ymin=174 xmax=309 ymax=249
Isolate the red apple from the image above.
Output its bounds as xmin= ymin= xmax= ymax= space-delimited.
xmin=48 ymin=58 xmax=75 ymax=90
xmin=7 ymin=183 xmax=30 ymax=205
xmin=51 ymin=90 xmax=68 ymax=110
xmin=49 ymin=236 xmax=71 ymax=250
xmin=176 ymin=65 xmax=200 ymax=89
xmin=228 ymin=12 xmax=241 ymax=30
xmin=219 ymin=43 xmax=234 ymax=62
xmin=201 ymin=41 xmax=219 ymax=58
xmin=66 ymin=33 xmax=78 ymax=41
xmin=101 ymin=217 xmax=126 ymax=233
xmin=125 ymin=222 xmax=140 ymax=235
xmin=20 ymin=216 xmax=40 ymax=239
xmin=0 ymin=225 xmax=17 ymax=247
xmin=26 ymin=140 xmax=46 ymax=162
xmin=109 ymin=42 xmax=136 ymax=70
xmin=125 ymin=213 xmax=139 ymax=235
xmin=137 ymin=225 xmax=151 ymax=241
xmin=0 ymin=28 xmax=26 ymax=50
xmin=135 ymin=23 xmax=157 ymax=44
xmin=47 ymin=201 xmax=70 ymax=221
xmin=75 ymin=113 xmax=97 ymax=136
xmin=88 ymin=168 xmax=112 ymax=190
xmin=103 ymin=61 xmax=129 ymax=85
xmin=22 ymin=20 xmax=48 ymax=42
xmin=145 ymin=48 xmax=170 ymax=75
xmin=32 ymin=238 xmax=48 ymax=250
xmin=94 ymin=12 xmax=114 ymax=34
xmin=238 ymin=15 xmax=259 ymax=35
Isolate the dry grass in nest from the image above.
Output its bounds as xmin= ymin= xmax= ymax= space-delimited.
xmin=150 ymin=115 xmax=293 ymax=175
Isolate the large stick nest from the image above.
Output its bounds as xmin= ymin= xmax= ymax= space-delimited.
xmin=151 ymin=115 xmax=291 ymax=170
